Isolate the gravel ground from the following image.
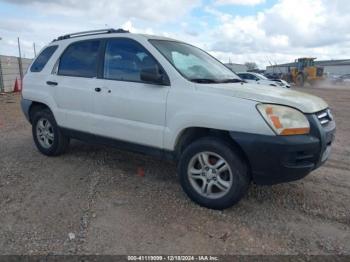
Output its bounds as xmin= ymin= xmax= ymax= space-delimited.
xmin=0 ymin=87 xmax=349 ymax=255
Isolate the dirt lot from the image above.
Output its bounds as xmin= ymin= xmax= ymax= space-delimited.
xmin=0 ymin=86 xmax=349 ymax=255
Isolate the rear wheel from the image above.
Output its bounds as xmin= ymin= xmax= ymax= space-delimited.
xmin=178 ymin=137 xmax=250 ymax=210
xmin=31 ymin=109 xmax=69 ymax=156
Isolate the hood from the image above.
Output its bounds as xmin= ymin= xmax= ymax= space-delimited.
xmin=199 ymin=83 xmax=328 ymax=113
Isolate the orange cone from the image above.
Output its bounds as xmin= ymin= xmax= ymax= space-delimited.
xmin=13 ymin=78 xmax=22 ymax=92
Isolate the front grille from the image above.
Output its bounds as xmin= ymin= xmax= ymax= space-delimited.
xmin=316 ymin=109 xmax=333 ymax=126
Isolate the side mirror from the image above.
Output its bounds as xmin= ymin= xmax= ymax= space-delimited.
xmin=140 ymin=68 xmax=167 ymax=85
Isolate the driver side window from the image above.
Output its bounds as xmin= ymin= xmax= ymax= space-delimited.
xmin=103 ymin=38 xmax=160 ymax=83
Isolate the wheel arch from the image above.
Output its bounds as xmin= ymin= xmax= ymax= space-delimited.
xmin=28 ymin=101 xmax=53 ymax=123
xmin=174 ymin=127 xmax=252 ymax=174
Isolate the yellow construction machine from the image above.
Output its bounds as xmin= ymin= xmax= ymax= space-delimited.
xmin=289 ymin=58 xmax=324 ymax=87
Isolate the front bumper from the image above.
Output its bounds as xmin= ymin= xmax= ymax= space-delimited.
xmin=230 ymin=114 xmax=336 ymax=185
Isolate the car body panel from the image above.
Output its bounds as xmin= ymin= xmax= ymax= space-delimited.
xmin=197 ymin=83 xmax=327 ymax=114
xmin=22 ymin=32 xmax=328 ymax=152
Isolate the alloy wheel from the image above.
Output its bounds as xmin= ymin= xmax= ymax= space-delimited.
xmin=187 ymin=151 xmax=233 ymax=199
xmin=36 ymin=118 xmax=55 ymax=149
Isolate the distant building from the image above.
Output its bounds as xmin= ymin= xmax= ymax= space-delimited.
xmin=265 ymin=59 xmax=350 ymax=76
xmin=0 ymin=55 xmax=33 ymax=92
xmin=224 ymin=63 xmax=248 ymax=73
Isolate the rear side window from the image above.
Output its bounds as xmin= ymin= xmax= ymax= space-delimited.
xmin=30 ymin=45 xmax=58 ymax=72
xmin=58 ymin=40 xmax=100 ymax=78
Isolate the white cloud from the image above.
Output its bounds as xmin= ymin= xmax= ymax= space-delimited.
xmin=0 ymin=0 xmax=200 ymax=58
xmin=207 ymin=0 xmax=350 ymax=67
xmin=2 ymin=0 xmax=200 ymax=23
xmin=1 ymin=0 xmax=350 ymax=68
xmin=215 ymin=0 xmax=265 ymax=5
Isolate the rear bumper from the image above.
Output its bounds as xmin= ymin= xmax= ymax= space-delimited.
xmin=21 ymin=98 xmax=32 ymax=122
xmin=230 ymin=115 xmax=335 ymax=185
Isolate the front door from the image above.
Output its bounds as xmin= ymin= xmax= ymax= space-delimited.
xmin=92 ymin=38 xmax=170 ymax=148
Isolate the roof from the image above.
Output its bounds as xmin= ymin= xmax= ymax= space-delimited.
xmin=267 ymin=59 xmax=350 ymax=68
xmin=316 ymin=59 xmax=350 ymax=66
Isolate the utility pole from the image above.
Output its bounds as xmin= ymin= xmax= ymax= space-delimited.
xmin=33 ymin=42 xmax=37 ymax=57
xmin=17 ymin=37 xmax=23 ymax=89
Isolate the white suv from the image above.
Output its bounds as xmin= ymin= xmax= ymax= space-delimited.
xmin=21 ymin=29 xmax=335 ymax=209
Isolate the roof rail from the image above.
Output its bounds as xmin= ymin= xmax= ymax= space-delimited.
xmin=53 ymin=28 xmax=129 ymax=42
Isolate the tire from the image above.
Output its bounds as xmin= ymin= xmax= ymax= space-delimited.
xmin=296 ymin=74 xmax=305 ymax=87
xmin=178 ymin=137 xmax=250 ymax=210
xmin=31 ymin=108 xmax=69 ymax=156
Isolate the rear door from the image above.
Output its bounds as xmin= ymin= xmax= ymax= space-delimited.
xmin=48 ymin=39 xmax=101 ymax=132
xmin=91 ymin=38 xmax=170 ymax=148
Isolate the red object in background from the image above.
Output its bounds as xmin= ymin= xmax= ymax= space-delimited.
xmin=13 ymin=78 xmax=22 ymax=92
xmin=137 ymin=167 xmax=145 ymax=177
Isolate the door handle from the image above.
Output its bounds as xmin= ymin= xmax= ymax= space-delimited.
xmin=46 ymin=81 xmax=58 ymax=86
xmin=95 ymin=87 xmax=102 ymax=92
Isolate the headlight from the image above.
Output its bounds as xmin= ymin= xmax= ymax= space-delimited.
xmin=257 ymin=104 xmax=310 ymax=135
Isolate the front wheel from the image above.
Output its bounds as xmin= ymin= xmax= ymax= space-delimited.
xmin=178 ymin=138 xmax=250 ymax=210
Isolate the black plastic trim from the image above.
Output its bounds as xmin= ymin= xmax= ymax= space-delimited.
xmin=20 ymin=98 xmax=32 ymax=122
xmin=60 ymin=127 xmax=175 ymax=161
xmin=53 ymin=28 xmax=129 ymax=42
xmin=229 ymin=116 xmax=336 ymax=185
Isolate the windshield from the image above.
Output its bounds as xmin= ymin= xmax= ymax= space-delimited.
xmin=150 ymin=40 xmax=241 ymax=83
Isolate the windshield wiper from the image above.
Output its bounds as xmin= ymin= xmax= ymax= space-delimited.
xmin=190 ymin=78 xmax=219 ymax=83
xmin=219 ymin=78 xmax=246 ymax=83
xmin=190 ymin=78 xmax=246 ymax=84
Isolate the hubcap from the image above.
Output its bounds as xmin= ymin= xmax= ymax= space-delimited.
xmin=187 ymin=151 xmax=233 ymax=199
xmin=36 ymin=118 xmax=54 ymax=149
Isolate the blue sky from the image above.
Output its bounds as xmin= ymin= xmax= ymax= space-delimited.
xmin=0 ymin=0 xmax=349 ymax=68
